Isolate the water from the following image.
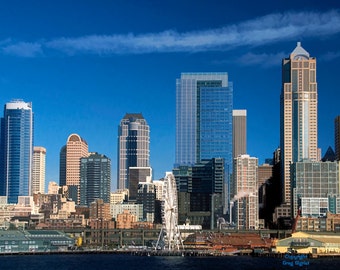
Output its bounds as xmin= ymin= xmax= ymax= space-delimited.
xmin=0 ymin=253 xmax=339 ymax=270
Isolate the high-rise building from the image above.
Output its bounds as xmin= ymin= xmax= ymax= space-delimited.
xmin=128 ymin=167 xmax=152 ymax=201
xmin=280 ymin=42 xmax=318 ymax=205
xmin=173 ymin=158 xmax=225 ymax=229
xmin=59 ymin=145 xmax=66 ymax=187
xmin=231 ymin=154 xmax=258 ymax=230
xmin=137 ymin=182 xmax=156 ymax=222
xmin=80 ymin=152 xmax=111 ymax=206
xmin=0 ymin=100 xmax=34 ymax=203
xmin=117 ymin=113 xmax=150 ymax=190
xmin=32 ymin=146 xmax=46 ymax=195
xmin=232 ymin=110 xmax=247 ymax=158
xmin=335 ymin=116 xmax=340 ymax=160
xmin=175 ymin=72 xmax=233 ymax=205
xmin=59 ymin=133 xmax=88 ymax=204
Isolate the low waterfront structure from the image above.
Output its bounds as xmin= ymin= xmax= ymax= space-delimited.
xmin=184 ymin=232 xmax=274 ymax=252
xmin=276 ymin=231 xmax=340 ymax=254
xmin=0 ymin=230 xmax=75 ymax=253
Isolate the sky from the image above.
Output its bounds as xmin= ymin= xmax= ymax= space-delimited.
xmin=0 ymin=0 xmax=340 ymax=191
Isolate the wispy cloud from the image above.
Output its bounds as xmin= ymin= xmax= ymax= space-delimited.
xmin=1 ymin=9 xmax=340 ymax=57
xmin=2 ymin=42 xmax=42 ymax=57
xmin=235 ymin=52 xmax=287 ymax=68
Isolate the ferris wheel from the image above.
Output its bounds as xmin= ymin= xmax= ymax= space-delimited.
xmin=156 ymin=172 xmax=183 ymax=251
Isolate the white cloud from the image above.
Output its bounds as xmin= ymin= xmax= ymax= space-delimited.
xmin=2 ymin=42 xmax=42 ymax=57
xmin=1 ymin=9 xmax=340 ymax=56
xmin=235 ymin=52 xmax=287 ymax=68
xmin=44 ymin=10 xmax=340 ymax=55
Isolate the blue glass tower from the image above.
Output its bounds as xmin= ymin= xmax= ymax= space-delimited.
xmin=175 ymin=72 xmax=233 ymax=209
xmin=0 ymin=100 xmax=33 ymax=203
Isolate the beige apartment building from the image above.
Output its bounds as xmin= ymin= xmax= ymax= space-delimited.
xmin=32 ymin=146 xmax=46 ymax=195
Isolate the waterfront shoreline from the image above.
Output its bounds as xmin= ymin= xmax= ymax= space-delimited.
xmin=1 ymin=249 xmax=340 ymax=259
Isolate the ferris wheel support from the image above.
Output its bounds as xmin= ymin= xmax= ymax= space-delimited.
xmin=155 ymin=172 xmax=183 ymax=251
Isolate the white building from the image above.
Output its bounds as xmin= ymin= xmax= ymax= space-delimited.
xmin=231 ymin=154 xmax=259 ymax=230
xmin=32 ymin=146 xmax=46 ymax=195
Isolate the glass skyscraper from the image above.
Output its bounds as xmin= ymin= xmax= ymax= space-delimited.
xmin=117 ymin=113 xmax=150 ymax=190
xmin=80 ymin=152 xmax=111 ymax=206
xmin=0 ymin=100 xmax=34 ymax=204
xmin=175 ymin=72 xmax=233 ymax=206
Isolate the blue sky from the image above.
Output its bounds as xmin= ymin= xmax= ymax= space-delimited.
xmin=0 ymin=0 xmax=340 ymax=190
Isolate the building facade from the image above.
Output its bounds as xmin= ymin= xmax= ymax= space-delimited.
xmin=32 ymin=146 xmax=46 ymax=195
xmin=291 ymin=160 xmax=339 ymax=218
xmin=232 ymin=109 xmax=247 ymax=158
xmin=59 ymin=134 xmax=88 ymax=204
xmin=137 ymin=182 xmax=156 ymax=222
xmin=117 ymin=113 xmax=150 ymax=190
xmin=110 ymin=203 xmax=143 ymax=222
xmin=80 ymin=152 xmax=111 ymax=206
xmin=128 ymin=167 xmax=152 ymax=201
xmin=231 ymin=154 xmax=258 ymax=230
xmin=173 ymin=158 xmax=225 ymax=229
xmin=175 ymin=72 xmax=233 ymax=208
xmin=0 ymin=100 xmax=34 ymax=204
xmin=280 ymin=42 xmax=318 ymax=206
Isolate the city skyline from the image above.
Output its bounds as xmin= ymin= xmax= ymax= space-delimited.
xmin=0 ymin=1 xmax=339 ymax=190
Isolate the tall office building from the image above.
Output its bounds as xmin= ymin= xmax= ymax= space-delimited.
xmin=0 ymin=100 xmax=34 ymax=203
xmin=335 ymin=116 xmax=340 ymax=160
xmin=128 ymin=167 xmax=152 ymax=201
xmin=232 ymin=110 xmax=247 ymax=158
xmin=137 ymin=182 xmax=156 ymax=222
xmin=175 ymin=72 xmax=233 ymax=204
xmin=173 ymin=158 xmax=225 ymax=229
xmin=117 ymin=113 xmax=150 ymax=190
xmin=280 ymin=42 xmax=318 ymax=206
xmin=59 ymin=133 xmax=88 ymax=203
xmin=80 ymin=152 xmax=111 ymax=206
xmin=32 ymin=146 xmax=46 ymax=195
xmin=231 ymin=154 xmax=258 ymax=230
xmin=59 ymin=145 xmax=66 ymax=187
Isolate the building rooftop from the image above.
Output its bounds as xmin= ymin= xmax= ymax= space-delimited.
xmin=290 ymin=42 xmax=310 ymax=59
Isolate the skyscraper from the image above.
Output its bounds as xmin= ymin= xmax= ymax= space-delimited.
xmin=231 ymin=154 xmax=258 ymax=230
xmin=59 ymin=133 xmax=88 ymax=203
xmin=117 ymin=113 xmax=150 ymax=190
xmin=0 ymin=100 xmax=34 ymax=203
xmin=175 ymin=72 xmax=233 ymax=205
xmin=280 ymin=42 xmax=318 ymax=205
xmin=32 ymin=146 xmax=46 ymax=195
xmin=232 ymin=109 xmax=247 ymax=158
xmin=80 ymin=152 xmax=111 ymax=206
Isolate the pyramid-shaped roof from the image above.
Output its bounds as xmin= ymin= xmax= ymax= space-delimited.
xmin=290 ymin=42 xmax=310 ymax=59
xmin=321 ymin=146 xmax=336 ymax=162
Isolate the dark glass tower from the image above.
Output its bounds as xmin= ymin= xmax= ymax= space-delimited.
xmin=80 ymin=152 xmax=111 ymax=206
xmin=117 ymin=113 xmax=150 ymax=190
